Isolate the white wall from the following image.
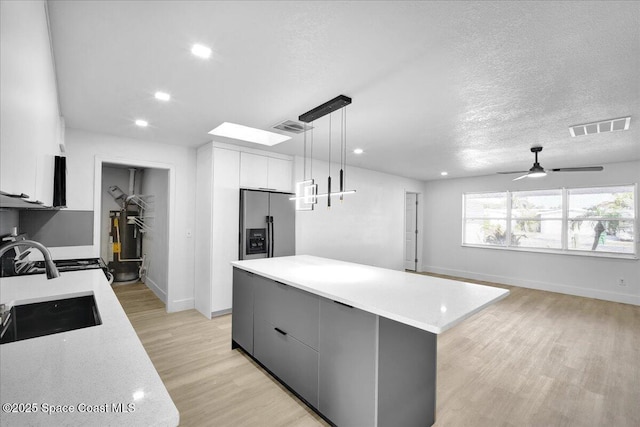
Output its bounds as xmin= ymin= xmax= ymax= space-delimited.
xmin=294 ymin=157 xmax=424 ymax=271
xmin=0 ymin=0 xmax=62 ymax=205
xmin=0 ymin=211 xmax=19 ymax=236
xmin=65 ymin=128 xmax=196 ymax=312
xmin=422 ymin=160 xmax=640 ymax=305
xmin=140 ymin=168 xmax=169 ymax=302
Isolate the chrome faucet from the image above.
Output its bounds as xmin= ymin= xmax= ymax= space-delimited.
xmin=0 ymin=240 xmax=60 ymax=279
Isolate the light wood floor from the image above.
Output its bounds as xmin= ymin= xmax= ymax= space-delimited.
xmin=114 ymin=277 xmax=640 ymax=427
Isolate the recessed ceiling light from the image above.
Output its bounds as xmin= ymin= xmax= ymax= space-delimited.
xmin=135 ymin=119 xmax=148 ymax=127
xmin=191 ymin=44 xmax=211 ymax=59
xmin=440 ymin=171 xmax=448 ymax=176
xmin=154 ymin=91 xmax=171 ymax=101
xmin=353 ymin=148 xmax=364 ymax=154
xmin=208 ymin=122 xmax=291 ymax=146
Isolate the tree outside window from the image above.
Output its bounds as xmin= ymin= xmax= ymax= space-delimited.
xmin=568 ymin=187 xmax=635 ymax=253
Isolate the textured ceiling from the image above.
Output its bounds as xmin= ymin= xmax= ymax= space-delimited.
xmin=48 ymin=1 xmax=640 ymax=181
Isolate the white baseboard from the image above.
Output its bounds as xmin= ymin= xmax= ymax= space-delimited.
xmin=211 ymin=308 xmax=232 ymax=317
xmin=422 ymin=265 xmax=640 ymax=306
xmin=145 ymin=277 xmax=167 ymax=304
xmin=167 ymin=298 xmax=194 ymax=312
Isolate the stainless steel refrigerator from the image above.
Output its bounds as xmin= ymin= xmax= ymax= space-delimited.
xmin=239 ymin=189 xmax=295 ymax=260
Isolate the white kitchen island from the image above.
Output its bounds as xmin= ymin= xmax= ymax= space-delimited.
xmin=0 ymin=269 xmax=179 ymax=426
xmin=231 ymin=255 xmax=509 ymax=427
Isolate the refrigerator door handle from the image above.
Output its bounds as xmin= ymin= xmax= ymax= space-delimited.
xmin=265 ymin=215 xmax=271 ymax=258
xmin=270 ymin=216 xmax=275 ymax=257
xmin=266 ymin=216 xmax=272 ymax=258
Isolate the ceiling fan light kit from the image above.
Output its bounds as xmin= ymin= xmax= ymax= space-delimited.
xmin=527 ymin=170 xmax=546 ymax=178
xmin=525 ymin=147 xmax=547 ymax=178
xmin=498 ymin=146 xmax=604 ymax=181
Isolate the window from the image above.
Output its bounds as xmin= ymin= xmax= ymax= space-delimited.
xmin=511 ymin=189 xmax=563 ymax=249
xmin=567 ymin=186 xmax=635 ymax=254
xmin=462 ymin=185 xmax=636 ymax=257
xmin=463 ymin=192 xmax=507 ymax=246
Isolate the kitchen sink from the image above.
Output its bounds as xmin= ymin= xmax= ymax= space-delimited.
xmin=0 ymin=295 xmax=102 ymax=344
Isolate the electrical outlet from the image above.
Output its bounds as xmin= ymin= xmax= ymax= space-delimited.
xmin=618 ymin=278 xmax=626 ymax=287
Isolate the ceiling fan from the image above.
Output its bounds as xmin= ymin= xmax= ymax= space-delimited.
xmin=497 ymin=146 xmax=604 ymax=181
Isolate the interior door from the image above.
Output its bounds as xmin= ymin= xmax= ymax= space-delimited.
xmin=240 ymin=190 xmax=269 ymax=260
xmin=269 ymin=192 xmax=295 ymax=257
xmin=404 ymin=193 xmax=418 ymax=271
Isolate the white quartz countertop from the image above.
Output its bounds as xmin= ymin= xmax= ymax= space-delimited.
xmin=231 ymin=255 xmax=509 ymax=334
xmin=0 ymin=270 xmax=179 ymax=426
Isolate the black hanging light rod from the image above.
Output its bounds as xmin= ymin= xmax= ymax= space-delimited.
xmin=299 ymin=95 xmax=352 ymax=123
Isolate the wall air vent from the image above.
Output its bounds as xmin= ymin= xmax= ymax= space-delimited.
xmin=569 ymin=117 xmax=630 ymax=137
xmin=272 ymin=120 xmax=313 ymax=134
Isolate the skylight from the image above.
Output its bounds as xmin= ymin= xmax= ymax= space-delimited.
xmin=208 ymin=122 xmax=291 ymax=146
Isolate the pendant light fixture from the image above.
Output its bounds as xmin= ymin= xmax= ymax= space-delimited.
xmin=328 ymin=112 xmax=332 ymax=208
xmin=340 ymin=106 xmax=346 ymax=202
xmin=291 ymin=95 xmax=356 ymax=210
xmin=293 ymin=117 xmax=318 ymax=211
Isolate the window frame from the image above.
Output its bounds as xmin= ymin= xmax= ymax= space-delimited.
xmin=461 ymin=183 xmax=638 ymax=259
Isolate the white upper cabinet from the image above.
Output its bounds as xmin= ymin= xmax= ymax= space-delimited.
xmin=239 ymin=153 xmax=269 ymax=189
xmin=0 ymin=1 xmax=61 ymax=207
xmin=267 ymin=157 xmax=293 ymax=193
xmin=239 ymin=152 xmax=292 ymax=193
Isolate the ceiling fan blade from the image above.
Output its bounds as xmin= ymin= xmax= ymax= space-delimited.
xmin=497 ymin=171 xmax=529 ymax=175
xmin=549 ymin=166 xmax=604 ymax=172
xmin=512 ymin=173 xmax=529 ymax=181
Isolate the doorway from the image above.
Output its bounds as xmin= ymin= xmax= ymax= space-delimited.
xmin=94 ymin=157 xmax=173 ymax=311
xmin=404 ymin=192 xmax=421 ymax=271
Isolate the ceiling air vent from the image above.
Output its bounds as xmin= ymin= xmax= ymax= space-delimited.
xmin=569 ymin=117 xmax=630 ymax=137
xmin=272 ymin=120 xmax=313 ymax=134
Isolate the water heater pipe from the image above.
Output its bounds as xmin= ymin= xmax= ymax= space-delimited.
xmin=128 ymin=168 xmax=136 ymax=195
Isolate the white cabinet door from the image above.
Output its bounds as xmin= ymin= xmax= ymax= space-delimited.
xmin=239 ymin=152 xmax=269 ymax=189
xmin=211 ymin=148 xmax=240 ymax=313
xmin=0 ymin=0 xmax=60 ymax=206
xmin=267 ymin=158 xmax=292 ymax=192
xmin=239 ymin=153 xmax=292 ymax=192
xmin=195 ymin=145 xmax=240 ymax=318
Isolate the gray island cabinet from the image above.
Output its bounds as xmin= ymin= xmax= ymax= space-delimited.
xmin=231 ymin=256 xmax=509 ymax=427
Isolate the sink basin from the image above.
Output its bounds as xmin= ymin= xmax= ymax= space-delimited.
xmin=0 ymin=295 xmax=102 ymax=344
